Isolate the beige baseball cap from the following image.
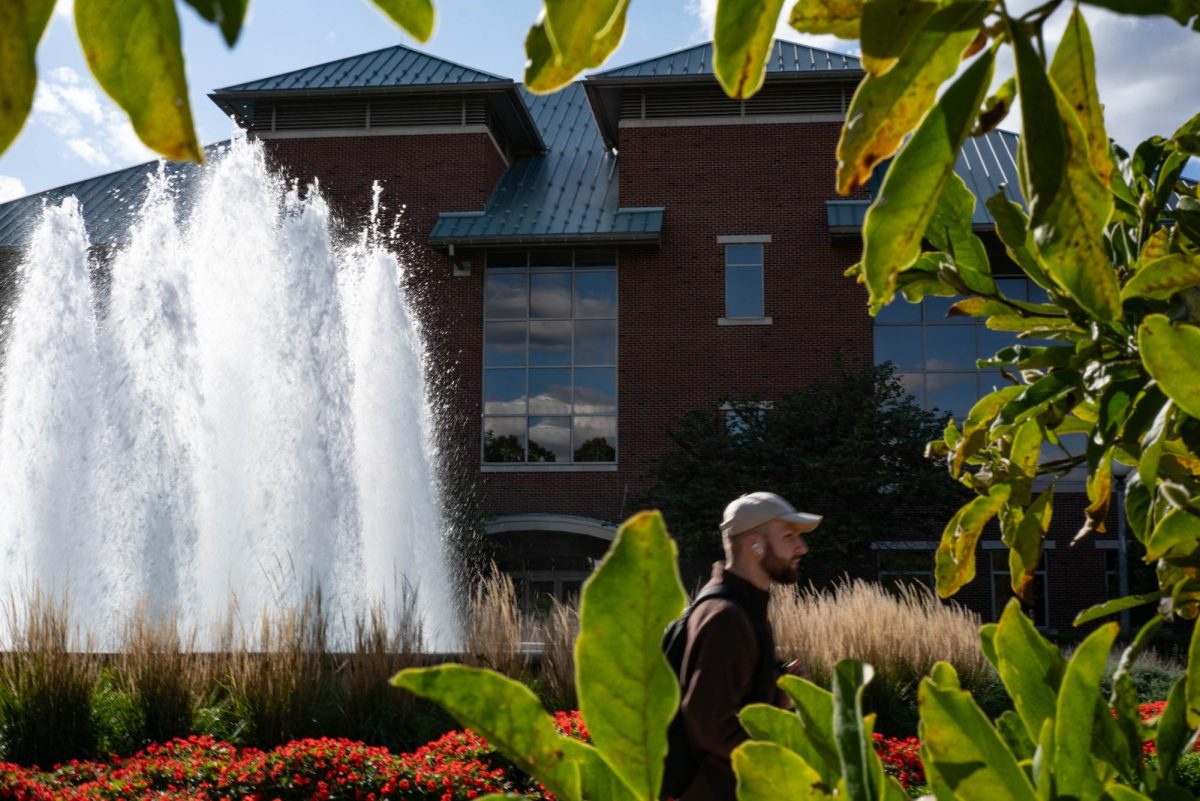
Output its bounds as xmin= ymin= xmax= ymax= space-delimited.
xmin=721 ymin=492 xmax=822 ymax=539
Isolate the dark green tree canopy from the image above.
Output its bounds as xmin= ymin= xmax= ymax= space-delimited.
xmin=646 ymin=360 xmax=968 ymax=573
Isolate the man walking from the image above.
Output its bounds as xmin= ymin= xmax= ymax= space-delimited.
xmin=672 ymin=492 xmax=820 ymax=801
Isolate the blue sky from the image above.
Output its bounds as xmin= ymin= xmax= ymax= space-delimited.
xmin=0 ymin=0 xmax=1195 ymax=202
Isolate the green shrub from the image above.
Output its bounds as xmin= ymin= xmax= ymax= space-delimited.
xmin=1174 ymin=752 xmax=1200 ymax=794
xmin=1098 ymin=649 xmax=1183 ymax=704
xmin=90 ymin=669 xmax=142 ymax=757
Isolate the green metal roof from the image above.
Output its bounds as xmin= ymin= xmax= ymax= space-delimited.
xmin=589 ymin=39 xmax=861 ymax=80
xmin=216 ymin=44 xmax=508 ymax=93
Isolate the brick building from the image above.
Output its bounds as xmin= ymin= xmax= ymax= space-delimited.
xmin=0 ymin=41 xmax=1126 ymax=631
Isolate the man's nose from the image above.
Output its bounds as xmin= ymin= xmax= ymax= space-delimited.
xmin=796 ymin=537 xmax=808 ymax=556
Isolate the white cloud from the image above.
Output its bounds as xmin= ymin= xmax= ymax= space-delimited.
xmin=28 ymin=65 xmax=157 ymax=171
xmin=54 ymin=0 xmax=72 ymax=19
xmin=685 ymin=0 xmax=859 ymax=56
xmin=0 ymin=176 xmax=27 ymax=203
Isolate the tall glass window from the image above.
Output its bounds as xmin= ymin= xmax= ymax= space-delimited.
xmin=483 ymin=249 xmax=617 ymax=464
xmin=725 ymin=244 xmax=764 ymax=318
xmin=874 ymin=278 xmax=1049 ymax=420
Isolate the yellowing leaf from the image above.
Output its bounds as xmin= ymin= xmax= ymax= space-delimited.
xmin=713 ymin=0 xmax=787 ymax=99
xmin=1139 ymin=314 xmax=1200 ymax=420
xmin=1049 ymin=7 xmax=1113 ymax=185
xmin=525 ymin=0 xmax=629 ymax=93
xmin=836 ymin=1 xmax=990 ymax=194
xmin=1121 ymin=254 xmax=1200 ymax=301
xmin=733 ymin=741 xmax=826 ymax=800
xmin=860 ymin=0 xmax=938 ymax=77
xmin=1144 ymin=509 xmax=1200 ymax=561
xmin=789 ymin=0 xmax=864 ymax=37
xmin=861 ymin=46 xmax=995 ymax=312
xmin=369 ymin=0 xmax=435 ymax=42
xmin=76 ymin=0 xmax=201 ymax=162
xmin=0 ymin=0 xmax=55 ymax=156
xmin=935 ymin=484 xmax=1010 ymax=597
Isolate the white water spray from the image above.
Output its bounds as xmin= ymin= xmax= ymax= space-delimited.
xmin=0 ymin=140 xmax=459 ymax=649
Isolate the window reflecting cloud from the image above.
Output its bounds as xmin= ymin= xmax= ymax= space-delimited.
xmin=484 ymin=322 xmax=526 ymax=367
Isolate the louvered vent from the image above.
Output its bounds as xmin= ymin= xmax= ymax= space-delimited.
xmin=619 ymin=83 xmax=846 ymax=121
xmin=248 ymin=97 xmax=489 ymax=133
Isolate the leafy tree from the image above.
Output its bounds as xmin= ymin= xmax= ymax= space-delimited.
xmin=646 ymin=360 xmax=967 ymax=573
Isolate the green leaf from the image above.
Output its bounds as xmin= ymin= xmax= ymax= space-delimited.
xmin=935 ymin=484 xmax=1010 ymax=597
xmin=525 ymin=0 xmax=629 ymax=93
xmin=1008 ymin=420 xmax=1044 ymax=506
xmin=779 ymin=675 xmax=842 ymax=772
xmin=1145 ymin=509 xmax=1200 ymax=561
xmin=925 ymin=172 xmax=995 ymax=296
xmin=1072 ymin=589 xmax=1170 ymax=626
xmin=860 ymin=44 xmax=995 ymax=312
xmin=1048 ymin=7 xmax=1114 ymax=185
xmin=832 ymin=660 xmax=879 ymax=801
xmin=1156 ymin=676 xmax=1197 ymax=780
xmin=985 ymin=191 xmax=1054 ymax=291
xmin=0 ymin=0 xmax=55 ymax=156
xmin=732 ymin=741 xmax=826 ymax=800
xmin=859 ymin=0 xmax=938 ymax=77
xmin=180 ymin=0 xmax=248 ymax=46
xmin=1077 ymin=0 xmax=1200 ymax=31
xmin=1005 ymin=488 xmax=1052 ymax=600
xmin=975 ymin=76 xmax=1016 ymax=136
xmin=1054 ymin=622 xmax=1118 ymax=801
xmin=789 ymin=0 xmax=863 ymax=37
xmin=1077 ymin=449 xmax=1114 ymax=543
xmin=836 ymin=1 xmax=990 ymax=194
xmin=1186 ymin=611 xmax=1200 ymax=727
xmin=391 ymin=665 xmax=582 ymax=801
xmin=996 ymin=370 xmax=1079 ymax=427
xmin=1122 ymin=254 xmax=1200 ymax=301
xmin=76 ymin=0 xmax=202 ymax=162
xmin=1139 ymin=315 xmax=1200 ymax=420
xmin=993 ymin=599 xmax=1063 ymax=741
xmin=919 ymin=661 xmax=1040 ymax=801
xmin=739 ymin=704 xmax=836 ymax=787
xmin=368 ymin=0 xmax=434 ymax=41
xmin=712 ymin=0 xmax=787 ymax=99
xmin=995 ymin=711 xmax=1036 ymax=761
xmin=575 ymin=510 xmax=686 ymax=800
xmin=562 ymin=740 xmax=638 ymax=801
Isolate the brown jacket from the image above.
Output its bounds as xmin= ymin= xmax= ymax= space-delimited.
xmin=677 ymin=564 xmax=781 ymax=801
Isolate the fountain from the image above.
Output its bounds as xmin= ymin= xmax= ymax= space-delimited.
xmin=0 ymin=138 xmax=459 ymax=650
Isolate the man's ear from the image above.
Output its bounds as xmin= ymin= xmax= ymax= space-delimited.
xmin=751 ymin=539 xmax=764 ymax=554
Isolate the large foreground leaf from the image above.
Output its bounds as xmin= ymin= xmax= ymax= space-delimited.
xmin=1139 ymin=315 xmax=1200 ymax=420
xmin=525 ymin=0 xmax=629 ymax=93
xmin=575 ymin=511 xmax=686 ymax=800
xmin=0 ymin=0 xmax=54 ymax=156
xmin=733 ymin=741 xmax=826 ymax=800
xmin=993 ymin=600 xmax=1063 ymax=741
xmin=369 ymin=0 xmax=435 ymax=41
xmin=836 ymin=1 xmax=989 ymax=194
xmin=76 ymin=0 xmax=202 ymax=162
xmin=1079 ymin=0 xmax=1200 ymax=30
xmin=1054 ymin=623 xmax=1118 ymax=800
xmin=1121 ymin=254 xmax=1200 ymax=301
xmin=740 ymin=704 xmax=836 ymax=786
xmin=832 ymin=661 xmax=879 ymax=801
xmin=861 ymin=46 xmax=995 ymax=312
xmin=713 ymin=0 xmax=787 ymax=99
xmin=789 ymin=0 xmax=864 ymax=37
xmin=1048 ymin=7 xmax=1113 ymax=185
xmin=392 ymin=665 xmax=582 ymax=801
xmin=935 ymin=483 xmax=1009 ymax=597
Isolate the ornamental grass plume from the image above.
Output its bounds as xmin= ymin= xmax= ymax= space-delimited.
xmin=770 ymin=577 xmax=989 ymax=687
xmin=463 ymin=563 xmax=526 ymax=679
xmin=538 ymin=594 xmax=580 ymax=711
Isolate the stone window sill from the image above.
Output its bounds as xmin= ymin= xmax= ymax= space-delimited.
xmin=717 ymin=317 xmax=773 ymax=326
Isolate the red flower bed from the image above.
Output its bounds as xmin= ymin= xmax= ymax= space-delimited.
xmin=874 ymin=733 xmax=924 ymax=789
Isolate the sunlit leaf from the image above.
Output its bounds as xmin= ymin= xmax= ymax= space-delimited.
xmin=837 ymin=1 xmax=990 ymax=194
xmin=1073 ymin=590 xmax=1170 ymax=626
xmin=181 ymin=0 xmax=248 ymax=46
xmin=368 ymin=0 xmax=434 ymax=41
xmin=1054 ymin=622 xmax=1118 ymax=800
xmin=76 ymin=0 xmax=202 ymax=162
xmin=1155 ymin=677 xmax=1197 ymax=779
xmin=993 ymin=599 xmax=1063 ymax=741
xmin=859 ymin=0 xmax=938 ymax=77
xmin=1048 ymin=7 xmax=1114 ymax=185
xmin=1121 ymin=254 xmax=1200 ymax=301
xmin=789 ymin=0 xmax=863 ymax=37
xmin=1008 ymin=418 xmax=1044 ymax=507
xmin=733 ymin=741 xmax=826 ymax=800
xmin=779 ymin=676 xmax=842 ymax=774
xmin=832 ymin=660 xmax=880 ymax=801
xmin=0 ymin=0 xmax=55 ymax=156
xmin=925 ymin=172 xmax=995 ymax=296
xmin=954 ymin=386 xmax=1024 ymax=476
xmin=391 ymin=665 xmax=582 ymax=801
xmin=919 ymin=660 xmax=1039 ymax=801
xmin=1078 ymin=0 xmax=1200 ymax=30
xmin=740 ymin=704 xmax=836 ymax=787
xmin=1076 ymin=449 xmax=1113 ymax=542
xmin=860 ymin=45 xmax=994 ymax=312
xmin=712 ymin=0 xmax=787 ymax=99
xmin=935 ymin=483 xmax=1010 ymax=597
xmin=985 ymin=191 xmax=1054 ymax=291
xmin=1187 ymin=610 xmax=1200 ymax=726
xmin=1145 ymin=509 xmax=1200 ymax=561
xmin=1005 ymin=488 xmax=1051 ymax=602
xmin=575 ymin=511 xmax=685 ymax=799
xmin=525 ymin=0 xmax=629 ymax=93
xmin=1139 ymin=315 xmax=1200 ymax=420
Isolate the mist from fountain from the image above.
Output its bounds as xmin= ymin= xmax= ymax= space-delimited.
xmin=0 ymin=139 xmax=459 ymax=650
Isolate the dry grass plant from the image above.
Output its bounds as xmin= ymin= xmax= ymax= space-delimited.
xmin=538 ymin=594 xmax=580 ymax=710
xmin=116 ymin=605 xmax=201 ymax=744
xmin=463 ymin=563 xmax=526 ymax=678
xmin=771 ymin=578 xmax=989 ymax=686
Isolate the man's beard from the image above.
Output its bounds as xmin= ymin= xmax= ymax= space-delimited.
xmin=762 ymin=550 xmax=800 ymax=585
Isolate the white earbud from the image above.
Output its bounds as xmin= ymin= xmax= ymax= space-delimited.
xmin=752 ymin=542 xmax=763 ymax=553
